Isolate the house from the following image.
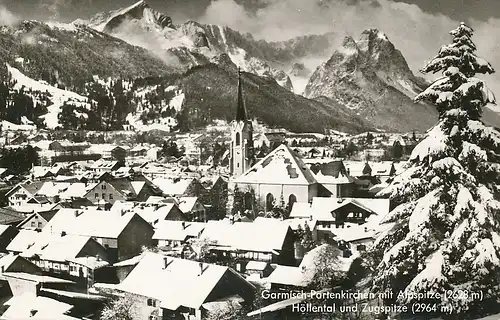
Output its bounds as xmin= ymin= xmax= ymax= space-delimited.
xmin=6 ymin=181 xmax=45 ymax=208
xmin=1 ymin=293 xmax=79 ymax=319
xmin=152 ymin=221 xmax=206 ymax=248
xmin=344 ymin=161 xmax=372 ymax=178
xmin=289 ymin=197 xmax=390 ymax=243
xmin=231 ymin=144 xmax=319 ymax=213
xmin=113 ymin=252 xmax=255 ymax=320
xmin=245 ymin=261 xmax=273 ymax=279
xmin=89 ymin=159 xmax=121 ymax=174
xmin=49 ymin=141 xmax=90 ymax=156
xmin=266 ymin=244 xmax=353 ymax=290
xmin=17 ymin=210 xmax=59 ymax=231
xmin=369 ymin=161 xmax=396 ymax=182
xmin=0 ymin=254 xmax=42 ymax=282
xmin=177 ymin=197 xmax=206 ymax=222
xmin=129 ymin=202 xmax=185 ymax=226
xmin=41 ymin=208 xmax=154 ymax=262
xmin=84 ymin=179 xmax=140 ymax=205
xmin=305 ymin=159 xmax=355 ymax=198
xmin=17 ymin=232 xmax=111 ymax=284
xmin=152 ymin=177 xmax=206 ymax=199
xmin=200 ymin=219 xmax=295 ymax=269
xmin=0 ymin=225 xmax=19 ymax=252
xmin=6 ymin=229 xmax=41 ymax=254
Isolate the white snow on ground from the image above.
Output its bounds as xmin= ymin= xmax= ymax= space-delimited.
xmin=46 ymin=21 xmax=78 ymax=32
xmin=126 ymin=113 xmax=177 ymax=132
xmin=7 ymin=64 xmax=89 ymax=129
xmin=1 ymin=120 xmax=36 ymax=131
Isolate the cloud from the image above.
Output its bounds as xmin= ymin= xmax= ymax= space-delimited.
xmin=0 ymin=5 xmax=19 ymax=26
xmin=198 ymin=0 xmax=500 ymax=97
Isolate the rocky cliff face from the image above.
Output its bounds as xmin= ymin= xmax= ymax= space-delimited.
xmin=304 ymin=29 xmax=437 ymax=132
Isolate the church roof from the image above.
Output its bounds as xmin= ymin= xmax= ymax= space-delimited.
xmin=234 ymin=144 xmax=317 ymax=185
xmin=235 ymin=68 xmax=247 ymax=122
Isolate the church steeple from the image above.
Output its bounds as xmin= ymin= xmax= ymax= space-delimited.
xmin=236 ymin=67 xmax=247 ymax=122
xmin=230 ymin=67 xmax=254 ymax=177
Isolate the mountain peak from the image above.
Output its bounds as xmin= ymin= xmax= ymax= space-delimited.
xmin=341 ymin=36 xmax=359 ymax=53
xmin=89 ymin=0 xmax=173 ymax=33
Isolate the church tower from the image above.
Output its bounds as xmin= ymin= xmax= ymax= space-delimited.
xmin=230 ymin=68 xmax=254 ymax=177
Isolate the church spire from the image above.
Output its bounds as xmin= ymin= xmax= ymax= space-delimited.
xmin=236 ymin=67 xmax=247 ymax=122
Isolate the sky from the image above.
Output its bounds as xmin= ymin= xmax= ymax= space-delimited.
xmin=0 ymin=0 xmax=499 ymax=96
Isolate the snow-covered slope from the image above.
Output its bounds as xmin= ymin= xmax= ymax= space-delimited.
xmin=7 ymin=64 xmax=89 ymax=129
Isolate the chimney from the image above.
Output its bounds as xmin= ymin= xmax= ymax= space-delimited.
xmin=61 ymin=231 xmax=66 ymax=237
xmin=309 ymin=215 xmax=313 ymax=221
xmin=1 ymin=266 xmax=4 ymax=273
xmin=74 ymin=210 xmax=79 ymax=217
xmin=182 ymin=221 xmax=186 ymax=229
xmin=30 ymin=310 xmax=38 ymax=317
xmin=96 ymin=255 xmax=100 ymax=262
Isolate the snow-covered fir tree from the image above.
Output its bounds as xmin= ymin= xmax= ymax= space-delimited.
xmin=370 ymin=22 xmax=500 ymax=317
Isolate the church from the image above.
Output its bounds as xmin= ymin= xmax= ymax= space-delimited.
xmin=228 ymin=70 xmax=354 ymax=214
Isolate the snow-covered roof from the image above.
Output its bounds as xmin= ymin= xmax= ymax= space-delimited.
xmin=177 ymin=197 xmax=202 ymax=213
xmin=201 ymin=220 xmax=291 ymax=252
xmin=19 ymin=233 xmax=108 ymax=265
xmin=152 ymin=177 xmax=196 ymax=196
xmin=2 ymin=293 xmax=76 ymax=320
xmin=132 ymin=203 xmax=180 ymax=225
xmin=60 ymin=183 xmax=96 ymax=199
xmin=42 ymin=208 xmax=144 ymax=239
xmin=0 ymin=254 xmax=22 ymax=273
xmin=6 ymin=229 xmax=40 ymax=253
xmin=266 ymin=265 xmax=310 ymax=287
xmin=235 ymin=144 xmax=317 ymax=186
xmin=245 ymin=260 xmax=269 ymax=271
xmin=36 ymin=182 xmax=71 ymax=197
xmin=117 ymin=252 xmax=244 ymax=310
xmin=289 ymin=203 xmax=313 ymax=219
xmin=289 ymin=197 xmax=390 ymax=221
xmin=153 ymin=221 xmax=206 ymax=241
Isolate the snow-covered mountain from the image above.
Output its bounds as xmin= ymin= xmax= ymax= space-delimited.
xmin=76 ymin=0 xmax=336 ymax=92
xmin=304 ymin=29 xmax=438 ymax=132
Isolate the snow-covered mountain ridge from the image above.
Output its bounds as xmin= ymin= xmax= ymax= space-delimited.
xmin=75 ymin=0 xmax=338 ymax=93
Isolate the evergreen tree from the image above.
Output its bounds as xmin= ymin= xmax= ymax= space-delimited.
xmin=366 ymin=132 xmax=374 ymax=145
xmin=370 ymin=22 xmax=499 ymax=316
xmin=391 ymin=140 xmax=404 ymax=159
xmin=231 ymin=184 xmax=245 ymax=216
xmin=301 ymin=223 xmax=316 ymax=253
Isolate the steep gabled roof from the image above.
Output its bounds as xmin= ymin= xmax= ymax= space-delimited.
xmin=235 ymin=144 xmax=317 ymax=185
xmin=118 ymin=252 xmax=252 ymax=310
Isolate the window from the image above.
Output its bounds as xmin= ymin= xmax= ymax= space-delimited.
xmin=31 ymin=221 xmax=35 ymax=227
xmin=147 ymin=299 xmax=156 ymax=307
xmin=109 ymin=194 xmax=113 ymax=200
xmin=288 ymin=194 xmax=297 ymax=212
xmin=101 ymin=184 xmax=106 ymax=190
xmin=266 ymin=193 xmax=274 ymax=212
xmin=235 ymin=132 xmax=241 ymax=146
xmin=95 ymin=193 xmax=99 ymax=199
xmin=102 ymin=193 xmax=106 ymax=199
xmin=37 ymin=222 xmax=42 ymax=228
